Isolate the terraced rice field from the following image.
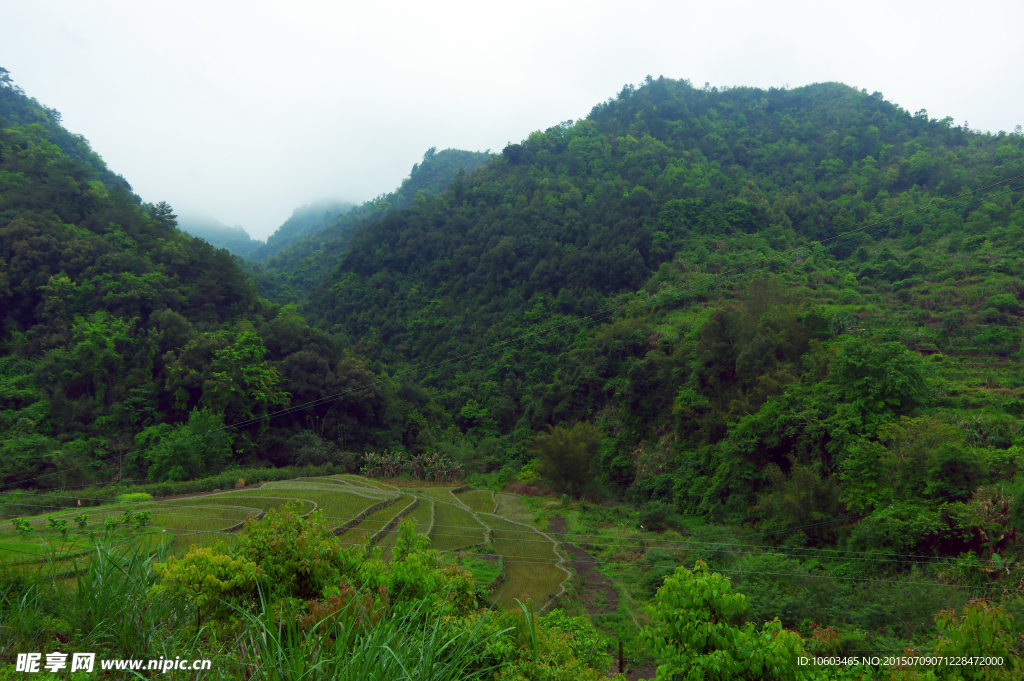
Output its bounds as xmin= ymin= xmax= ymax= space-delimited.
xmin=494 ymin=493 xmax=535 ymax=523
xmin=484 ymin=514 xmax=568 ymax=608
xmin=223 ymin=485 xmax=386 ymax=532
xmin=379 ymin=498 xmax=433 ymax=560
xmin=335 ymin=494 xmax=414 ymax=547
xmin=428 ymin=499 xmax=487 ymax=551
xmin=2 ymin=476 xmax=570 ymax=610
xmin=456 ymin=489 xmax=496 ymax=514
xmin=369 ymin=495 xmax=416 ymax=542
xmin=173 ymin=494 xmax=316 ymax=516
xmin=330 ymin=475 xmax=398 ymax=492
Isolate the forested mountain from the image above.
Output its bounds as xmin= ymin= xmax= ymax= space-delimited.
xmin=304 ymin=77 xmax=1024 ymax=552
xmin=253 ymin=147 xmax=491 ymax=296
xmin=0 ymin=68 xmax=133 ymax=197
xmin=245 ymin=199 xmax=353 ymax=263
xmin=0 ymin=71 xmax=301 ymax=486
xmin=177 ymin=213 xmax=263 ymax=257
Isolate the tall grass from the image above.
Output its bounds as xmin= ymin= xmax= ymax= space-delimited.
xmin=238 ymin=587 xmax=509 ymax=681
xmin=65 ymin=536 xmax=185 ymax=656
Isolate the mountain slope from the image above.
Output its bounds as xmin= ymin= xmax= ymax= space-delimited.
xmin=246 ymin=199 xmax=354 ymax=263
xmin=177 ymin=213 xmax=263 ymax=257
xmin=253 ymin=147 xmax=491 ymax=296
xmin=0 ymin=72 xmax=272 ymax=486
xmin=302 ymin=77 xmax=1024 ymax=539
xmin=0 ymin=67 xmax=134 ymax=197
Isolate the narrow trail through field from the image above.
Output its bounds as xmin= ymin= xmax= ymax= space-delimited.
xmin=548 ymin=515 xmax=655 ymax=680
xmin=547 ymin=516 xmax=619 ymax=618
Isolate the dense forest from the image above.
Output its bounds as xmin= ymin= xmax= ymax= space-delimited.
xmin=3 ymin=67 xmax=1024 ymax=676
xmin=305 ymin=78 xmax=1024 ymax=520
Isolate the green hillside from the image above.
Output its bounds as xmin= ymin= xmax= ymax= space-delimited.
xmin=0 ymin=72 xmax=271 ymax=487
xmin=305 ymin=78 xmax=1024 ymax=526
xmin=177 ymin=214 xmax=264 ymax=257
xmin=245 ymin=199 xmax=354 ymax=263
xmin=252 ymin=147 xmax=492 ymax=298
xmin=0 ymin=67 xmax=133 ymax=197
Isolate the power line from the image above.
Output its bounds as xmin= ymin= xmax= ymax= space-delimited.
xmin=7 ymin=482 xmax=989 ymax=561
xmin=8 ymin=502 xmax=1022 ymax=573
xmin=496 ymin=558 xmax=1013 ymax=593
xmin=3 ymin=179 xmax=1021 ymax=491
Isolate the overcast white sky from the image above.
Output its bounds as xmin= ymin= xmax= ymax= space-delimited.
xmin=3 ymin=0 xmax=1021 ymax=241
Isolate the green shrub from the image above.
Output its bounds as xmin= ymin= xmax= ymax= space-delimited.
xmin=45 ymin=516 xmax=69 ymax=539
xmin=117 ymin=493 xmax=153 ymax=503
xmin=640 ymin=561 xmax=805 ymax=680
xmin=639 ymin=500 xmax=674 ymax=532
xmin=133 ymin=511 xmax=151 ymax=529
xmin=237 ymin=501 xmax=362 ymax=599
xmin=988 ymin=293 xmax=1021 ymax=313
xmin=152 ymin=544 xmax=262 ymax=628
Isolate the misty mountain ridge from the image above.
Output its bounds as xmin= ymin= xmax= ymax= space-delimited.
xmin=176 ymin=213 xmax=264 ymax=257
xmin=0 ymin=67 xmax=135 ymax=198
xmin=246 ymin=199 xmax=356 ymax=262
xmin=251 ymin=147 xmax=492 ymax=298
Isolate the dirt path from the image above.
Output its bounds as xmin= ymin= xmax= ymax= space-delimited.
xmin=548 ymin=515 xmax=656 ymax=681
xmin=548 ymin=515 xmax=619 ymax=617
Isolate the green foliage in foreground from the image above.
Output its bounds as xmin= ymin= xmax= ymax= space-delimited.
xmin=638 ymin=560 xmax=1022 ymax=680
xmin=0 ymin=503 xmax=618 ymax=681
xmin=641 ymin=560 xmax=805 ymax=680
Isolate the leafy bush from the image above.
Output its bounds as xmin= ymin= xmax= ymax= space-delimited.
xmin=45 ymin=516 xmax=69 ymax=539
xmin=639 ymin=500 xmax=675 ymax=532
xmin=827 ymin=336 xmax=928 ymax=419
xmin=890 ymin=600 xmax=1023 ymax=679
xmin=117 ymin=492 xmax=153 ymax=503
xmin=133 ymin=511 xmax=151 ymax=528
xmin=237 ymin=501 xmax=359 ymax=599
xmin=151 ymin=544 xmax=262 ymax=628
xmin=640 ymin=561 xmax=805 ymax=680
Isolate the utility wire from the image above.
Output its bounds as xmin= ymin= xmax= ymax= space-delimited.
xmin=8 ymin=504 xmax=1023 ymax=572
xmin=5 ymin=484 xmax=989 ymax=559
xmin=15 ymin=523 xmax=1007 ymax=595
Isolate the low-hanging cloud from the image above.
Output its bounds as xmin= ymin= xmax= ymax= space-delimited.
xmin=3 ymin=0 xmax=1019 ymax=240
